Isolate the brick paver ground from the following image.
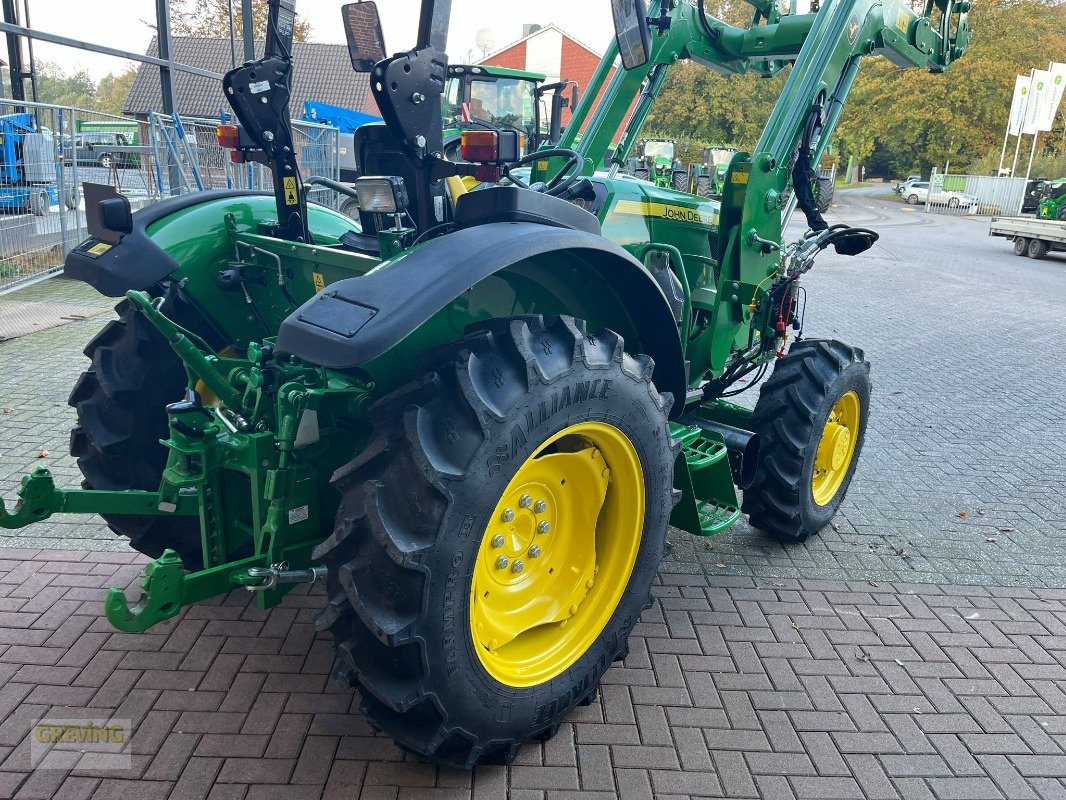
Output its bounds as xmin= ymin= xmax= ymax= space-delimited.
xmin=1 ymin=550 xmax=1066 ymax=800
xmin=1 ymin=189 xmax=1065 ymax=798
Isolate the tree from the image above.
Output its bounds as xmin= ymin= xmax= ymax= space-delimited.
xmin=167 ymin=0 xmax=312 ymax=42
xmin=834 ymin=0 xmax=1066 ymax=177
xmin=94 ymin=67 xmax=138 ymax=116
xmin=34 ymin=61 xmax=96 ymax=108
xmin=639 ymin=0 xmax=1066 ymax=177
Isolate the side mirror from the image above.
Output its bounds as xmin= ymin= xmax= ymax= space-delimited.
xmin=611 ymin=0 xmax=651 ymax=70
xmin=341 ymin=2 xmax=387 ymax=73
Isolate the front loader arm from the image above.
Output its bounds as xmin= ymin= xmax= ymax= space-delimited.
xmin=562 ymin=0 xmax=967 ymax=375
xmin=565 ymin=0 xmax=967 ymax=173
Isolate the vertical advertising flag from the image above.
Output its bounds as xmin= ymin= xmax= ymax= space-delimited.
xmin=1021 ymin=69 xmax=1051 ymax=135
xmin=1037 ymin=62 xmax=1066 ymax=132
xmin=1007 ymin=75 xmax=1030 ymax=137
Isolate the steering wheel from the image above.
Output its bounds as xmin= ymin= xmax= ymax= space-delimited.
xmin=504 ymin=148 xmax=585 ymax=197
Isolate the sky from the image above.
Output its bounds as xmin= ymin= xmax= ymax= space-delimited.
xmin=4 ymin=1 xmax=614 ymax=81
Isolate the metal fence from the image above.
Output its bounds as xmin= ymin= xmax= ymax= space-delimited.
xmin=150 ymin=114 xmax=340 ymax=206
xmin=0 ymin=99 xmax=340 ymax=294
xmin=911 ymin=169 xmax=1029 ymax=217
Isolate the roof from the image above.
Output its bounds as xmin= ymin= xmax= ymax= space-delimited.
xmin=125 ymin=36 xmax=375 ymax=120
xmin=478 ymin=23 xmax=603 ymax=64
xmin=452 ymin=64 xmax=546 ymax=82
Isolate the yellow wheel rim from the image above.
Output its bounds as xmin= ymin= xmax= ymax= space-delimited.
xmin=469 ymin=421 xmax=644 ymax=688
xmin=811 ymin=390 xmax=861 ymax=506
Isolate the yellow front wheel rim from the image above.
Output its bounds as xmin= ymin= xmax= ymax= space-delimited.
xmin=811 ymin=390 xmax=861 ymax=506
xmin=470 ymin=421 xmax=644 ymax=688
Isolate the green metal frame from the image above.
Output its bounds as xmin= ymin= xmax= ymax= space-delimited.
xmin=0 ymin=0 xmax=969 ymax=631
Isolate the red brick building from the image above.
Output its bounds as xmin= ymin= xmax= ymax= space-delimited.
xmin=477 ymin=24 xmax=613 ymax=128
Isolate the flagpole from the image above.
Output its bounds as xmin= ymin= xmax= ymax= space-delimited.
xmin=1010 ymin=135 xmax=1025 ymax=178
xmin=997 ymin=124 xmax=1011 ymax=176
xmin=1010 ymin=70 xmax=1034 ymax=177
xmin=1023 ymin=132 xmax=1038 ymax=184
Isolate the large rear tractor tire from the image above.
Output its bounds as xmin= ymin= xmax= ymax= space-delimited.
xmin=314 ymin=315 xmax=676 ymax=768
xmin=742 ymin=339 xmax=871 ymax=543
xmin=696 ymin=175 xmax=714 ymax=199
xmin=68 ymin=300 xmax=204 ymax=568
xmin=672 ymin=170 xmax=690 ymax=193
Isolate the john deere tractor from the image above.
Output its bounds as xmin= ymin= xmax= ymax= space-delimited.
xmin=441 ymin=64 xmax=579 ymax=162
xmin=629 ymin=137 xmax=687 ymax=189
xmin=0 ymin=0 xmax=968 ymax=768
xmin=690 ymin=145 xmax=739 ymax=197
xmin=1036 ymin=177 xmax=1066 ymax=221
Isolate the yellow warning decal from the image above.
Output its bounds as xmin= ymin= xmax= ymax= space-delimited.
xmin=895 ymin=9 xmax=911 ymax=34
xmin=613 ymin=200 xmax=718 ymax=226
xmin=87 ymin=242 xmax=112 ymax=256
xmin=283 ymin=176 xmax=298 ymax=205
xmin=312 ymin=272 xmax=326 ymax=293
xmin=731 ymin=171 xmax=749 ymax=185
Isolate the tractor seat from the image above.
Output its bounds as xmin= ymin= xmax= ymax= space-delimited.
xmin=453 ymin=186 xmax=600 ymax=235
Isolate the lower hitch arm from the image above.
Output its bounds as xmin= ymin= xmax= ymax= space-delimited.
xmin=0 ymin=468 xmax=197 ymax=530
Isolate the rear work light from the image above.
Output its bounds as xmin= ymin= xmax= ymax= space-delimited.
xmin=216 ymin=124 xmax=240 ymax=149
xmin=461 ymin=130 xmax=499 ymax=163
xmin=353 ymin=176 xmax=409 ymax=214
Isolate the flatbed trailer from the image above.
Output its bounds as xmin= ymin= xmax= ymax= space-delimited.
xmin=990 ymin=216 xmax=1066 ymax=260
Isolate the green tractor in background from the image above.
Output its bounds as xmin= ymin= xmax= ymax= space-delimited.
xmin=441 ymin=64 xmax=578 ymax=162
xmin=690 ymin=145 xmax=739 ymax=198
xmin=1036 ymin=177 xmax=1066 ymax=221
xmin=0 ymin=0 xmax=968 ymax=768
xmin=629 ymin=137 xmax=688 ymax=190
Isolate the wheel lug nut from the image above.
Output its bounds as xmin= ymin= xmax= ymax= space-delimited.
xmin=511 ymin=560 xmax=525 ymax=574
xmin=528 ymin=545 xmax=541 ymax=558
xmin=495 ymin=555 xmax=509 ymax=570
xmin=519 ymin=494 xmax=532 ymax=508
xmin=490 ymin=534 xmax=505 ymax=549
xmin=538 ymin=521 xmax=551 ymax=534
xmin=534 ymin=500 xmax=547 ymax=513
xmin=501 ymin=508 xmax=515 ymax=522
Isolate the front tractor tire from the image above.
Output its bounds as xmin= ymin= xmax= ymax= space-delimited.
xmin=69 ymin=300 xmax=203 ymax=569
xmin=314 ymin=315 xmax=676 ymax=768
xmin=742 ymin=340 xmax=871 ymax=543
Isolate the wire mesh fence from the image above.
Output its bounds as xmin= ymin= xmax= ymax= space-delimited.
xmin=149 ymin=114 xmax=340 ymax=206
xmin=910 ymin=169 xmax=1029 ymax=217
xmin=0 ymin=100 xmax=340 ymax=294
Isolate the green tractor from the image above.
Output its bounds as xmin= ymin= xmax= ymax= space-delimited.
xmin=629 ymin=137 xmax=687 ymax=190
xmin=1036 ymin=177 xmax=1066 ymax=221
xmin=0 ymin=0 xmax=968 ymax=768
xmin=690 ymin=145 xmax=739 ymax=198
xmin=441 ymin=64 xmax=579 ymax=162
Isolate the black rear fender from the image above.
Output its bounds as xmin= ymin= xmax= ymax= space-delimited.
xmin=276 ymin=222 xmax=686 ymax=416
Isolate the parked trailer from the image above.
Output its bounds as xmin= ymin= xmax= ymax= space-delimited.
xmin=989 ymin=216 xmax=1066 ymax=260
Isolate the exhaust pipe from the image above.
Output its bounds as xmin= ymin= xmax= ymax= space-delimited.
xmin=679 ymin=415 xmax=761 ymax=490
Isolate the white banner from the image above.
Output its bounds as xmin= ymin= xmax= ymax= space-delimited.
xmin=1007 ymin=75 xmax=1030 ymax=137
xmin=1022 ymin=69 xmax=1051 ymax=135
xmin=1038 ymin=62 xmax=1066 ymax=132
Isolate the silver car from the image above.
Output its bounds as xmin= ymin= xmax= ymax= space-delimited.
xmin=902 ymin=181 xmax=977 ymax=209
